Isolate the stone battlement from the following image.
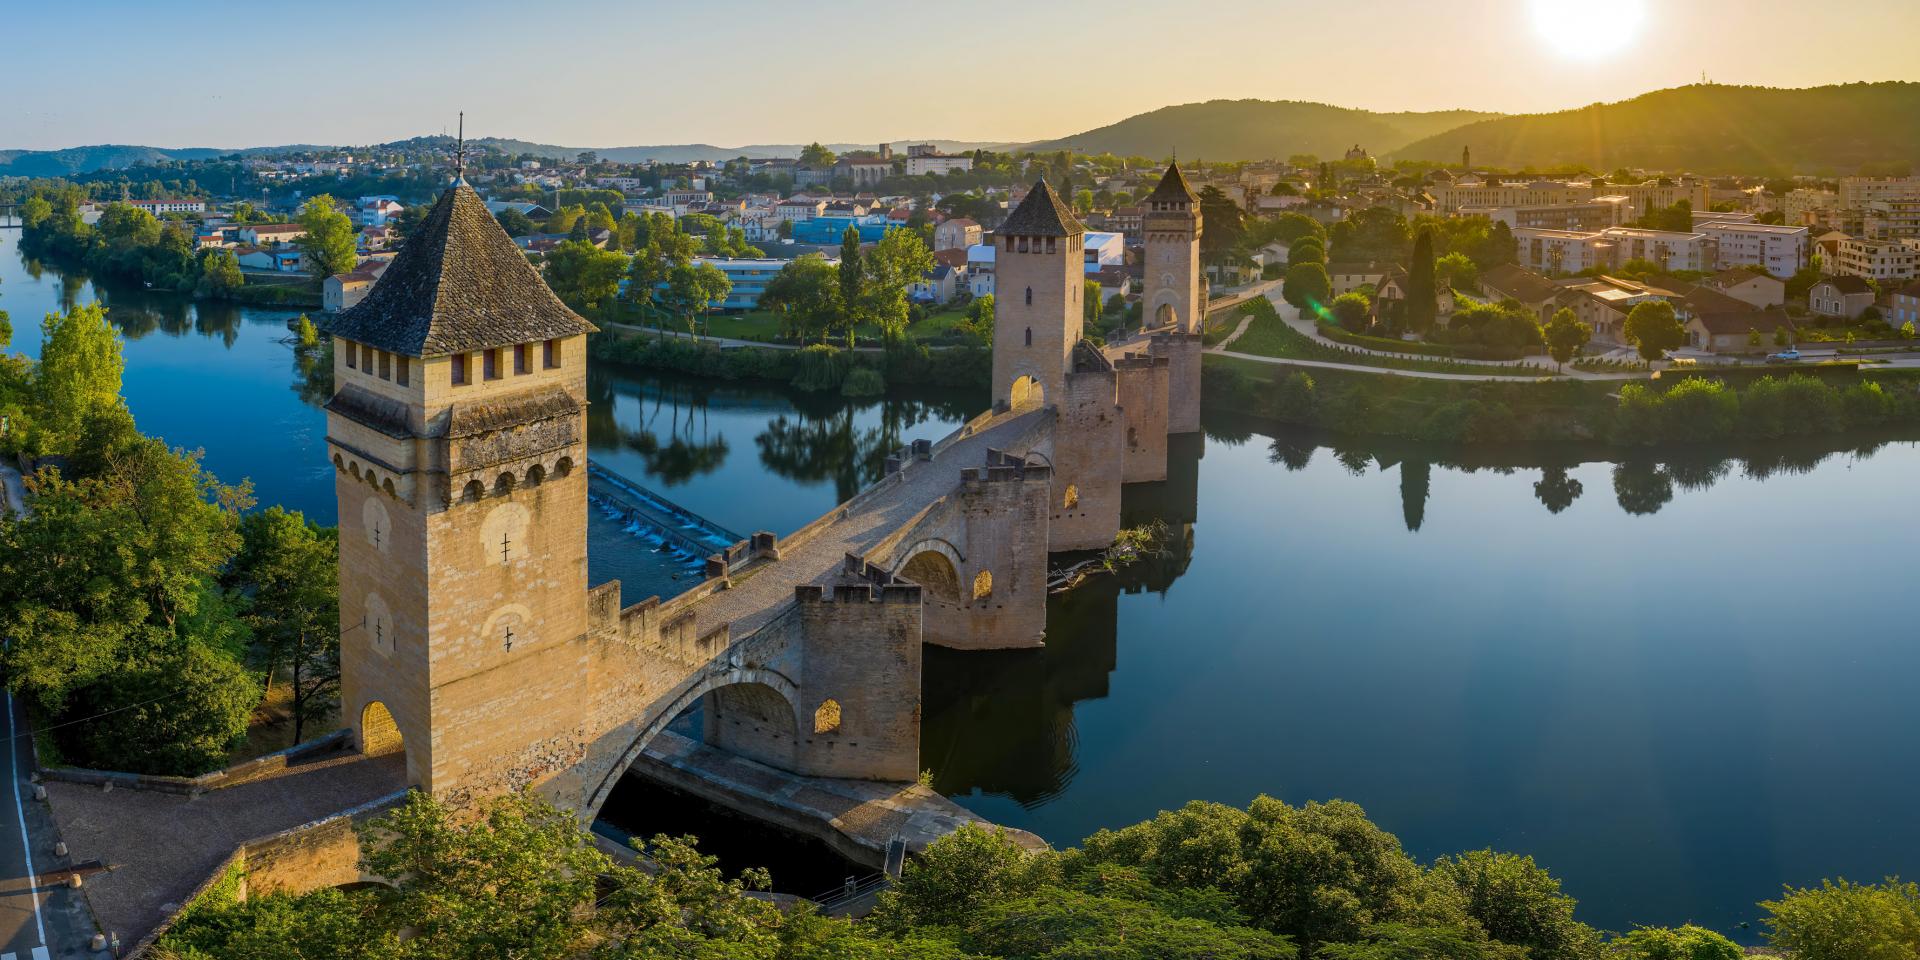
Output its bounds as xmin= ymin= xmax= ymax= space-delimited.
xmin=793 ymin=582 xmax=922 ymax=605
xmin=1113 ymin=352 xmax=1171 ymax=370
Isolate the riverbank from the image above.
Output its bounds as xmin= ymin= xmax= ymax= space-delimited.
xmin=1202 ymin=352 xmax=1920 ymax=447
xmin=589 ymin=326 xmax=992 ymax=398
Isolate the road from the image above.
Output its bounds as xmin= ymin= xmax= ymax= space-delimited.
xmin=0 ymin=463 xmax=99 ymax=959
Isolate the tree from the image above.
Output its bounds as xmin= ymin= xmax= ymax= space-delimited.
xmin=1282 ymin=263 xmax=1333 ymax=317
xmin=1199 ymin=186 xmax=1246 ymax=268
xmin=1543 ymin=307 xmax=1591 ymax=369
xmin=1435 ymin=252 xmax=1478 ymax=292
xmin=838 ymin=226 xmax=866 ymax=347
xmin=1762 ymin=879 xmax=1920 ymax=960
xmin=1405 ymin=227 xmax=1437 ymax=334
xmin=294 ymin=194 xmax=358 ymax=278
xmin=759 ymin=253 xmax=842 ymax=342
xmin=495 ymin=208 xmax=535 ymax=237
xmin=1289 ymin=238 xmax=1326 ymax=267
xmin=1400 ymin=460 xmax=1430 ymax=532
xmin=1607 ymin=925 xmax=1742 ymax=960
xmin=34 ymin=303 xmax=125 ymax=449
xmin=666 ymin=260 xmax=732 ymax=337
xmin=1330 ymin=292 xmax=1372 ymax=333
xmin=1329 ymin=207 xmax=1411 ymax=264
xmin=1475 ymin=220 xmax=1518 ymax=269
xmin=862 ymin=228 xmax=935 ymax=342
xmin=964 ymin=293 xmax=995 ymax=346
xmin=1623 ymin=300 xmax=1685 ymax=362
xmin=196 ymin=247 xmax=245 ymax=297
xmin=1431 ymin=851 xmax=1596 ymax=960
xmin=1084 ymin=280 xmax=1104 ymax=326
xmin=799 ymin=142 xmax=837 ymax=168
xmin=541 ymin=240 xmax=628 ymax=313
xmin=1775 ymin=325 xmax=1791 ymax=347
xmin=18 ymin=195 xmax=52 ymax=230
xmin=227 ymin=508 xmax=339 ymax=744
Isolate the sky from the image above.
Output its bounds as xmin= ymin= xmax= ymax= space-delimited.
xmin=9 ymin=0 xmax=1920 ymax=151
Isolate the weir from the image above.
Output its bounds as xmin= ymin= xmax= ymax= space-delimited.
xmin=586 ymin=461 xmax=742 ymax=566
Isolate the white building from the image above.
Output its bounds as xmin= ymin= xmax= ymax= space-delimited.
xmin=1461 ymin=196 xmax=1629 ymax=232
xmin=1514 ymin=228 xmax=1615 ymax=275
xmin=904 ymin=144 xmax=974 ymax=177
xmin=1697 ymin=221 xmax=1807 ymax=278
xmin=1082 ymin=231 xmax=1125 ymax=273
xmin=127 ymin=199 xmax=206 ymax=215
xmin=966 ymin=243 xmax=996 ymax=298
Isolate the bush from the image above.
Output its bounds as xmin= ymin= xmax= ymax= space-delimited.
xmin=1272 ymin=372 xmax=1316 ymax=423
xmin=840 ymin=365 xmax=886 ymax=397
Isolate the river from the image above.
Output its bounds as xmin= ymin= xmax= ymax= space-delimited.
xmin=5 ymin=219 xmax=1918 ymax=939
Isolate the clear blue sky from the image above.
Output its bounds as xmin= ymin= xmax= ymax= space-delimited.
xmin=10 ymin=0 xmax=1920 ymax=151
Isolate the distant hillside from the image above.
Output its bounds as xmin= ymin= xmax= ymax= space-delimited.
xmin=1024 ymin=100 xmax=1503 ymax=161
xmin=0 ymin=144 xmax=233 ymax=177
xmin=1395 ymin=82 xmax=1920 ymax=175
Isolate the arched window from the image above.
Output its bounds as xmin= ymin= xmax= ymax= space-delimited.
xmin=1025 ymin=286 xmax=1033 ymax=306
xmin=1024 ymin=327 xmax=1032 ymax=347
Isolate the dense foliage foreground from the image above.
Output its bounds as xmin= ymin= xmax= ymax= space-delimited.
xmin=154 ymin=790 xmax=1911 ymax=960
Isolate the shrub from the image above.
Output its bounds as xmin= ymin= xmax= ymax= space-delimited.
xmin=840 ymin=365 xmax=886 ymax=397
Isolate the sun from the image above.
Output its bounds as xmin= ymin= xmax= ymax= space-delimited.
xmin=1531 ymin=0 xmax=1645 ymax=61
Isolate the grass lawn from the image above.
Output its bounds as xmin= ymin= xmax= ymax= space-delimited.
xmin=1226 ymin=306 xmax=1554 ymax=378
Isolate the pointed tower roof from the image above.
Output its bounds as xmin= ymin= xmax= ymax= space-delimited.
xmin=999 ymin=178 xmax=1083 ymax=237
xmin=1146 ymin=160 xmax=1198 ymax=204
xmin=323 ymin=183 xmax=595 ymax=358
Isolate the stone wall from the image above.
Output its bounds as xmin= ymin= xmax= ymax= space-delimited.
xmin=1048 ymin=363 xmax=1125 ymax=552
xmin=1114 ymin=354 xmax=1171 ymax=484
xmin=1151 ymin=332 xmax=1204 ymax=436
xmin=790 ymin=580 xmax=923 ymax=781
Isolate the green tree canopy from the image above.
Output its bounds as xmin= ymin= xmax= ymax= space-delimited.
xmin=294 ymin=194 xmax=359 ymax=278
xmin=1623 ymin=300 xmax=1686 ymax=362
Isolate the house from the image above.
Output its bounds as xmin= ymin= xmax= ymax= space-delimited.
xmin=1325 ymin=262 xmax=1389 ymax=295
xmin=1702 ymin=268 xmax=1786 ymax=309
xmin=933 ymin=218 xmax=981 ymax=251
xmin=127 ymin=198 xmax=207 ymax=216
xmin=1478 ymin=264 xmax=1561 ymax=321
xmin=357 ymin=197 xmax=405 ymax=226
xmin=359 ymin=225 xmax=393 ymax=252
xmin=323 ymin=260 xmax=392 ymax=312
xmin=1891 ymin=279 xmax=1920 ymax=328
xmin=1554 ymin=276 xmax=1676 ymax=344
xmin=775 ymin=198 xmax=827 ymax=222
xmin=238 ymin=223 xmax=306 ymax=246
xmin=903 ymin=144 xmax=973 ymax=177
xmin=1677 ymin=286 xmax=1794 ymax=353
xmin=235 ymin=246 xmax=304 ymax=273
xmin=910 ymin=263 xmax=960 ymax=305
xmin=1808 ymin=276 xmax=1877 ymax=318
xmin=966 ymin=242 xmax=996 ymax=297
xmin=482 ymin=199 xmax=552 ymax=220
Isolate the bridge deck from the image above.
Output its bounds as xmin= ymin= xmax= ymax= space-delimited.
xmin=681 ymin=405 xmax=1050 ymax=641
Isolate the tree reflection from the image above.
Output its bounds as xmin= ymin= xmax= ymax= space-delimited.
xmin=1268 ymin=436 xmax=1314 ymax=471
xmin=1612 ymin=460 xmax=1674 ymax=516
xmin=1400 ymin=460 xmax=1430 ymax=532
xmin=756 ymin=396 xmax=952 ymax=503
xmin=1533 ymin=466 xmax=1583 ymax=514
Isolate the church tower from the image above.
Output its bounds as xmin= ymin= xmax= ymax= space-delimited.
xmin=321 ymin=177 xmax=598 ymax=798
xmin=991 ymin=179 xmax=1085 ymax=410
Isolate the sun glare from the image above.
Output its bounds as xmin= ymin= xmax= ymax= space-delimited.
xmin=1531 ymin=0 xmax=1645 ymax=61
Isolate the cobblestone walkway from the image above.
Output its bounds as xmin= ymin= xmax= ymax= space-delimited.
xmin=44 ymin=751 xmax=405 ymax=946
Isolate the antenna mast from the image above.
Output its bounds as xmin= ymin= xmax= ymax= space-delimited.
xmin=454 ymin=111 xmax=466 ymax=182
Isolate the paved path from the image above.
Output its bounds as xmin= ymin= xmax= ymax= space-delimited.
xmin=685 ymin=406 xmax=1049 ymax=641
xmin=0 ymin=466 xmax=97 ymax=959
xmin=45 ymin=752 xmax=405 ymax=949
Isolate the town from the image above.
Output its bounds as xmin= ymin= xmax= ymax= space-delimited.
xmin=6 ymin=4 xmax=1920 ymax=957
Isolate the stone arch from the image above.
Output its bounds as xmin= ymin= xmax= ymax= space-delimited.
xmin=898 ymin=548 xmax=962 ymax=605
xmin=554 ymin=456 xmax=575 ymax=477
xmin=494 ymin=471 xmax=516 ymax=496
xmin=332 ymin=453 xmax=345 ymax=472
xmin=365 ymin=471 xmax=378 ymax=490
xmin=382 ymin=477 xmax=397 ymax=498
xmin=1156 ymin=302 xmax=1177 ymax=328
xmin=1009 ymin=374 xmax=1046 ymax=411
xmin=460 ymin=478 xmax=485 ymax=503
xmin=1151 ymin=290 xmax=1184 ymax=330
xmin=525 ymin=463 xmax=547 ymax=487
xmin=349 ymin=460 xmax=363 ymax=480
xmin=583 ymin=666 xmax=803 ymax=818
xmin=359 ymin=700 xmax=402 ymax=757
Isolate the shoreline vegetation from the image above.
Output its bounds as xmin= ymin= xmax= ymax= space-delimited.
xmin=153 ymin=787 xmax=1905 ymax=960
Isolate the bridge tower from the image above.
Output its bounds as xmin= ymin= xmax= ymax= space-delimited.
xmin=991 ymin=178 xmax=1085 ymax=411
xmin=321 ymin=176 xmax=598 ymax=799
xmin=1141 ymin=161 xmax=1205 ymax=434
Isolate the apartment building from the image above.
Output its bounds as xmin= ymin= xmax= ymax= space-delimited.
xmin=1515 ymin=227 xmax=1614 ymax=275
xmin=1460 ymin=196 xmax=1630 ymax=231
xmin=1698 ymin=221 xmax=1807 ymax=277
xmin=1833 ymin=237 xmax=1919 ymax=282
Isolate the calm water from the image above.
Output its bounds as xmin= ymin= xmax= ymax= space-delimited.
xmin=7 ymin=222 xmax=1918 ymax=937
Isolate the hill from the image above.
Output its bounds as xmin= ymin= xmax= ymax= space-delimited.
xmin=0 ymin=144 xmax=233 ymax=177
xmin=1024 ymin=100 xmax=1503 ymax=161
xmin=1393 ymin=82 xmax=1920 ymax=175
xmin=468 ymin=138 xmax=1013 ymax=164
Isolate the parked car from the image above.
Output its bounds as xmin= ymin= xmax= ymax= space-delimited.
xmin=1766 ymin=349 xmax=1801 ymax=364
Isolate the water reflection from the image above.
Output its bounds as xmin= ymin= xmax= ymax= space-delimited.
xmin=755 ymin=393 xmax=974 ymax=503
